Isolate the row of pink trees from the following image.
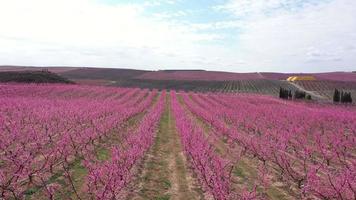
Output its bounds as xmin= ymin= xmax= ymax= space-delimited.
xmin=171 ymin=91 xmax=260 ymax=200
xmin=83 ymin=91 xmax=166 ymax=199
xmin=182 ymin=92 xmax=356 ymax=199
xmin=0 ymin=84 xmax=158 ymax=199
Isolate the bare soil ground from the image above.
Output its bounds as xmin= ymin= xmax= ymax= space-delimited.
xmin=128 ymin=95 xmax=204 ymax=200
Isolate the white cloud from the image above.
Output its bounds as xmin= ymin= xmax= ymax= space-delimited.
xmin=215 ymin=0 xmax=326 ymax=17
xmin=0 ymin=0 xmax=213 ymax=47
xmin=216 ymin=0 xmax=356 ymax=72
xmin=0 ymin=0 xmax=229 ymax=69
xmin=0 ymin=0 xmax=355 ymax=72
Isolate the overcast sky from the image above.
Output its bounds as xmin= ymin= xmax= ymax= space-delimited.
xmin=0 ymin=0 xmax=355 ymax=72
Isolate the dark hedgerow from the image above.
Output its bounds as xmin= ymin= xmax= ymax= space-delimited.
xmin=0 ymin=70 xmax=74 ymax=84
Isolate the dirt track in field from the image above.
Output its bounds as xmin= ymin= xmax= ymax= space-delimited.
xmin=128 ymin=95 xmax=203 ymax=200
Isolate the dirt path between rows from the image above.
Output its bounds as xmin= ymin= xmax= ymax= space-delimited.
xmin=128 ymin=94 xmax=203 ymax=200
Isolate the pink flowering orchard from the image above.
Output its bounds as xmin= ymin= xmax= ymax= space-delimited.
xmin=0 ymin=84 xmax=355 ymax=199
xmin=1 ymin=0 xmax=355 ymax=198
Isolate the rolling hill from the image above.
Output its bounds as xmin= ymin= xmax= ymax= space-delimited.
xmin=1 ymin=65 xmax=355 ymax=102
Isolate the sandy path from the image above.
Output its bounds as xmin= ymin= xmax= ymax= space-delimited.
xmin=128 ymin=94 xmax=203 ymax=200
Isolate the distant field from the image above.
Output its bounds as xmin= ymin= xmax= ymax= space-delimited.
xmin=2 ymin=66 xmax=356 ymax=82
xmin=261 ymin=72 xmax=356 ymax=82
xmin=1 ymin=66 xmax=355 ymax=102
xmin=59 ymin=67 xmax=148 ymax=80
xmin=0 ymin=66 xmax=79 ymax=73
xmin=137 ymin=70 xmax=264 ymax=81
xmin=295 ymin=80 xmax=356 ymax=100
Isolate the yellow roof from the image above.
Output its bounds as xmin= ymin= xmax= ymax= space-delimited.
xmin=287 ymin=76 xmax=316 ymax=81
xmin=286 ymin=77 xmax=294 ymax=81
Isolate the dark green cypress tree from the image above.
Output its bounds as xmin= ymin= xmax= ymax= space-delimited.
xmin=279 ymin=87 xmax=291 ymax=99
xmin=346 ymin=92 xmax=352 ymax=103
xmin=350 ymin=93 xmax=353 ymax=103
xmin=345 ymin=92 xmax=349 ymax=103
xmin=341 ymin=91 xmax=345 ymax=103
xmin=333 ymin=89 xmax=340 ymax=103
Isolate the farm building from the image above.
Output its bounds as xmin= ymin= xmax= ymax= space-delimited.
xmin=287 ymin=76 xmax=316 ymax=81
